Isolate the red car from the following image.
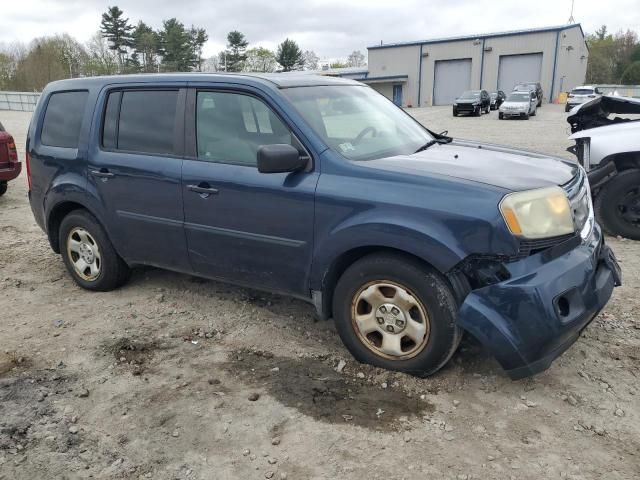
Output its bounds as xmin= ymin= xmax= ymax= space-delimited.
xmin=0 ymin=121 xmax=21 ymax=196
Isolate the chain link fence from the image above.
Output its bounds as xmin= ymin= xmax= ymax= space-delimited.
xmin=0 ymin=92 xmax=41 ymax=112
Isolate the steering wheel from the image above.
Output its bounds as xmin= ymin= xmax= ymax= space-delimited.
xmin=353 ymin=126 xmax=378 ymax=145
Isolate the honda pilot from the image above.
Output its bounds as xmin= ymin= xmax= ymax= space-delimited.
xmin=27 ymin=74 xmax=621 ymax=379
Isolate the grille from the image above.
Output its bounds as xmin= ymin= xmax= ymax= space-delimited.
xmin=516 ymin=233 xmax=575 ymax=258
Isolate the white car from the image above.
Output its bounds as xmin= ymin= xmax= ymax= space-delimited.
xmin=565 ymin=85 xmax=602 ymax=112
xmin=498 ymin=91 xmax=537 ymax=120
xmin=567 ymin=95 xmax=640 ymax=239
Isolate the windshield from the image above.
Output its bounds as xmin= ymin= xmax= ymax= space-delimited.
xmin=282 ymin=85 xmax=433 ymax=161
xmin=571 ymin=88 xmax=595 ymax=95
xmin=490 ymin=92 xmax=498 ymax=98
xmin=460 ymin=91 xmax=480 ymax=99
xmin=506 ymin=92 xmax=531 ymax=102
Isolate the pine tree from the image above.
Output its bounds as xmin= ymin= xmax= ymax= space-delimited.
xmin=132 ymin=21 xmax=160 ymax=72
xmin=276 ymin=39 xmax=304 ymax=72
xmin=159 ymin=18 xmax=192 ymax=71
xmin=225 ymin=31 xmax=248 ymax=72
xmin=100 ymin=6 xmax=134 ymax=71
xmin=189 ymin=27 xmax=208 ymax=72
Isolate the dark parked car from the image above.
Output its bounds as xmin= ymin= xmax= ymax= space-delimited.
xmin=452 ymin=90 xmax=490 ymax=116
xmin=0 ymin=121 xmax=22 ymax=197
xmin=513 ymin=82 xmax=543 ymax=107
xmin=27 ymin=74 xmax=620 ymax=379
xmin=489 ymin=91 xmax=506 ymax=110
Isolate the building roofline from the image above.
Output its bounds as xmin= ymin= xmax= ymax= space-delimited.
xmin=368 ymin=24 xmax=584 ymax=50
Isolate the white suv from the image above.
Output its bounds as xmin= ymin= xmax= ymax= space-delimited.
xmin=565 ymin=86 xmax=602 ymax=112
xmin=567 ymin=95 xmax=640 ymax=239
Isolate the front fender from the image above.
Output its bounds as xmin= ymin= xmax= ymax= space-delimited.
xmin=309 ymin=205 xmax=503 ymax=292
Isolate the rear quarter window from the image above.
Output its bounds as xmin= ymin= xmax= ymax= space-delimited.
xmin=41 ymin=91 xmax=88 ymax=148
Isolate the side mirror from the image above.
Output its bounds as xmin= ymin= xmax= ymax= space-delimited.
xmin=257 ymin=144 xmax=307 ymax=174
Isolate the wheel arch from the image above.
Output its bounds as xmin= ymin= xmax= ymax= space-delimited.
xmin=47 ymin=201 xmax=108 ymax=254
xmin=314 ymin=245 xmax=465 ymax=321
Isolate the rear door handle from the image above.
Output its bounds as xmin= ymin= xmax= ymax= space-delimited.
xmin=187 ymin=183 xmax=219 ymax=195
xmin=89 ymin=168 xmax=115 ymax=179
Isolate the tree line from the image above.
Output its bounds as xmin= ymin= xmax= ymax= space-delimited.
xmin=0 ymin=5 xmax=367 ymax=91
xmin=586 ymin=26 xmax=640 ymax=84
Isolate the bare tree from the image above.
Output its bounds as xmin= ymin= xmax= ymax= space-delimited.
xmin=346 ymin=50 xmax=366 ymax=68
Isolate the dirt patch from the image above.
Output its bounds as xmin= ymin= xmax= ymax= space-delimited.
xmin=0 ymin=366 xmax=77 ymax=455
xmin=103 ymin=337 xmax=163 ymax=375
xmin=223 ymin=349 xmax=433 ymax=430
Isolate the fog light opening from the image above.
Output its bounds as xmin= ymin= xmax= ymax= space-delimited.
xmin=557 ymin=296 xmax=570 ymax=317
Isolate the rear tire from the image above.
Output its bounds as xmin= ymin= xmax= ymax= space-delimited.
xmin=332 ymin=253 xmax=462 ymax=377
xmin=59 ymin=210 xmax=131 ymax=291
xmin=594 ymin=169 xmax=640 ymax=240
xmin=0 ymin=182 xmax=7 ymax=197
xmin=498 ymin=112 xmax=504 ymax=120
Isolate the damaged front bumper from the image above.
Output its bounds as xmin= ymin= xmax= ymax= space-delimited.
xmin=456 ymin=224 xmax=621 ymax=380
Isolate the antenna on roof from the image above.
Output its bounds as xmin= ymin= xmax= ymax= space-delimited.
xmin=567 ymin=0 xmax=575 ymax=23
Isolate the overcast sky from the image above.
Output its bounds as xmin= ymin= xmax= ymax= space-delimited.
xmin=3 ymin=0 xmax=640 ymax=59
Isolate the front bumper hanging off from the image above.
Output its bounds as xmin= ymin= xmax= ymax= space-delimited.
xmin=456 ymin=224 xmax=621 ymax=380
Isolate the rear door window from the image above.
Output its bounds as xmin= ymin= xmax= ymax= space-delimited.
xmin=41 ymin=91 xmax=88 ymax=148
xmin=101 ymin=90 xmax=179 ymax=155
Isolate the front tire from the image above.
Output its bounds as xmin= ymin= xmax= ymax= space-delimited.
xmin=594 ymin=169 xmax=640 ymax=240
xmin=0 ymin=182 xmax=7 ymax=197
xmin=59 ymin=210 xmax=131 ymax=291
xmin=332 ymin=254 xmax=462 ymax=377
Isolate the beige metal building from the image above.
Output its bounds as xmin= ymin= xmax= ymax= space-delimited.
xmin=363 ymin=24 xmax=588 ymax=107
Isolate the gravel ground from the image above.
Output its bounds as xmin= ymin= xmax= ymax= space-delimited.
xmin=0 ymin=105 xmax=638 ymax=480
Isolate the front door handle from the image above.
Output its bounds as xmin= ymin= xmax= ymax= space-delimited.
xmin=187 ymin=183 xmax=219 ymax=195
xmin=89 ymin=168 xmax=115 ymax=179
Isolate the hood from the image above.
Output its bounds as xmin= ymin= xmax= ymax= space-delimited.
xmin=455 ymin=98 xmax=480 ymax=104
xmin=358 ymin=141 xmax=578 ymax=191
xmin=567 ymin=95 xmax=640 ymax=133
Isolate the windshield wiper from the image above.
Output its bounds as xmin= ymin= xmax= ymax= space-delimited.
xmin=414 ymin=136 xmax=452 ymax=153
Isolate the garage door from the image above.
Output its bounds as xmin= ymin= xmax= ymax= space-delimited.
xmin=498 ymin=53 xmax=543 ymax=93
xmin=433 ymin=59 xmax=472 ymax=105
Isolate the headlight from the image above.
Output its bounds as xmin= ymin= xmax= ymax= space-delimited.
xmin=453 ymin=103 xmax=458 ymax=106
xmin=499 ymin=186 xmax=574 ymax=239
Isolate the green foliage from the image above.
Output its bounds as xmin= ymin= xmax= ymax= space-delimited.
xmin=621 ymin=61 xmax=640 ymax=84
xmin=329 ymin=61 xmax=347 ymax=68
xmin=132 ymin=21 xmax=160 ymax=72
xmin=225 ymin=31 xmax=249 ymax=72
xmin=276 ymin=39 xmax=304 ymax=72
xmin=244 ymin=47 xmax=278 ymax=72
xmin=189 ymin=27 xmax=208 ymax=72
xmin=158 ymin=18 xmax=193 ymax=71
xmin=100 ymin=6 xmax=134 ymax=69
xmin=586 ymin=27 xmax=640 ymax=84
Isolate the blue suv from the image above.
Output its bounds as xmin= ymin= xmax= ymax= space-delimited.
xmin=27 ymin=74 xmax=621 ymax=379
